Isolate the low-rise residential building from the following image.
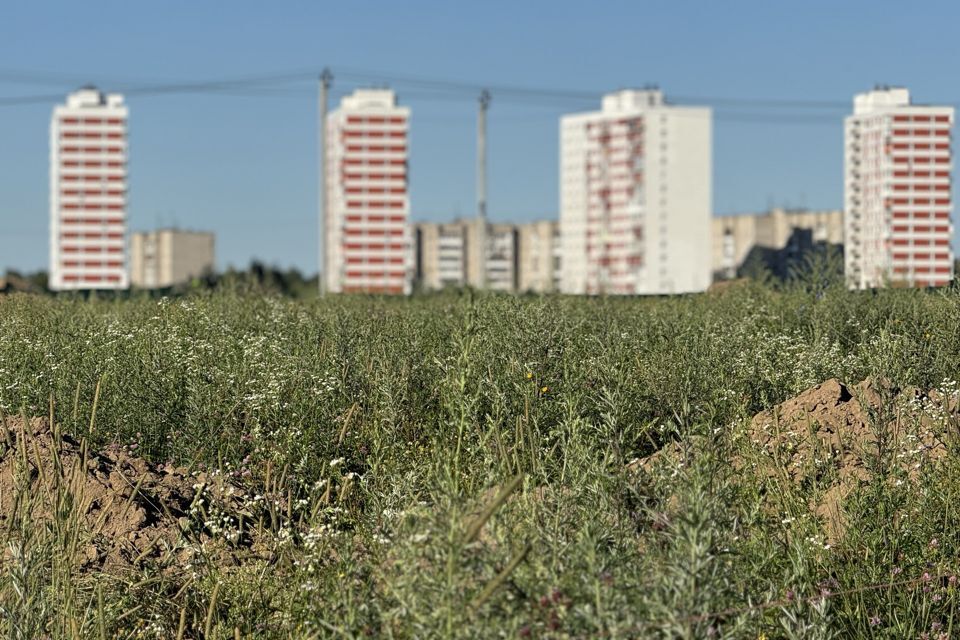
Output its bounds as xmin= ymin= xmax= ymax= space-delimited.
xmin=413 ymin=217 xmax=510 ymax=290
xmin=485 ymin=223 xmax=518 ymax=291
xmin=130 ymin=228 xmax=215 ymax=288
xmin=517 ymin=220 xmax=561 ymax=292
xmin=413 ymin=220 xmax=470 ymax=290
xmin=712 ymin=208 xmax=843 ymax=280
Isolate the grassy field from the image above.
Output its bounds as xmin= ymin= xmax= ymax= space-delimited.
xmin=1 ymin=276 xmax=960 ymax=638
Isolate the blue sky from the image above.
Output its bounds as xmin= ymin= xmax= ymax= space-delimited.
xmin=1 ymin=0 xmax=958 ymax=273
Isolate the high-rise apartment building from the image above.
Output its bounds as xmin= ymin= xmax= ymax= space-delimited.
xmin=130 ymin=229 xmax=215 ymax=289
xmin=49 ymin=88 xmax=128 ymax=290
xmin=845 ymin=87 xmax=954 ymax=289
xmin=560 ymin=89 xmax=711 ymax=295
xmin=325 ymin=89 xmax=411 ymax=294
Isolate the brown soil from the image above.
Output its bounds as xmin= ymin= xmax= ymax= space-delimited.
xmin=631 ymin=378 xmax=954 ymax=542
xmin=746 ymin=378 xmax=950 ymax=540
xmin=0 ymin=416 xmax=265 ymax=573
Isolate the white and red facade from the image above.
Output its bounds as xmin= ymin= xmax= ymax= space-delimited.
xmin=845 ymin=87 xmax=954 ymax=289
xmin=560 ymin=90 xmax=711 ymax=295
xmin=325 ymin=89 xmax=411 ymax=294
xmin=49 ymin=88 xmax=129 ymax=291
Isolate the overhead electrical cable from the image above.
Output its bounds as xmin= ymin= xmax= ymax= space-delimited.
xmin=0 ymin=65 xmax=955 ymax=123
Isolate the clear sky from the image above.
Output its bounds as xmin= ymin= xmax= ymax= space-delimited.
xmin=2 ymin=0 xmax=958 ymax=273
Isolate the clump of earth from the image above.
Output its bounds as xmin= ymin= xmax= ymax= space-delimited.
xmin=634 ymin=378 xmax=954 ymax=540
xmin=0 ymin=416 xmax=271 ymax=573
xmin=746 ymin=378 xmax=950 ymax=538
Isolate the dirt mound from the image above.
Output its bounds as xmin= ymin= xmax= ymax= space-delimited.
xmin=0 ymin=416 xmax=264 ymax=573
xmin=629 ymin=379 xmax=954 ymax=541
xmin=746 ymin=378 xmax=950 ymax=539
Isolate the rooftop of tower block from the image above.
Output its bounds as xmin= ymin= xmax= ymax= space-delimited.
xmin=340 ymin=88 xmax=399 ymax=110
xmin=601 ymin=88 xmax=665 ymax=113
xmin=65 ymin=87 xmax=125 ymax=109
xmin=853 ymin=86 xmax=911 ymax=114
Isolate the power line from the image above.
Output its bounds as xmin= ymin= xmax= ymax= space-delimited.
xmin=330 ymin=66 xmax=863 ymax=111
xmin=0 ymin=68 xmax=148 ymax=87
xmin=334 ymin=66 xmax=602 ymax=101
xmin=0 ymin=93 xmax=857 ymax=127
xmin=0 ymin=68 xmax=322 ymax=105
xmin=0 ymin=92 xmax=66 ymax=106
xmin=671 ymin=94 xmax=849 ymax=110
xmin=0 ymin=65 xmax=957 ymax=123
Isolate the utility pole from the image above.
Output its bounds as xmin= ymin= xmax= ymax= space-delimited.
xmin=318 ymin=67 xmax=333 ymax=296
xmin=477 ymin=89 xmax=490 ymax=289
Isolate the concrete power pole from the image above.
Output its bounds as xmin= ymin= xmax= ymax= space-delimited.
xmin=318 ymin=68 xmax=333 ymax=296
xmin=477 ymin=89 xmax=490 ymax=289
